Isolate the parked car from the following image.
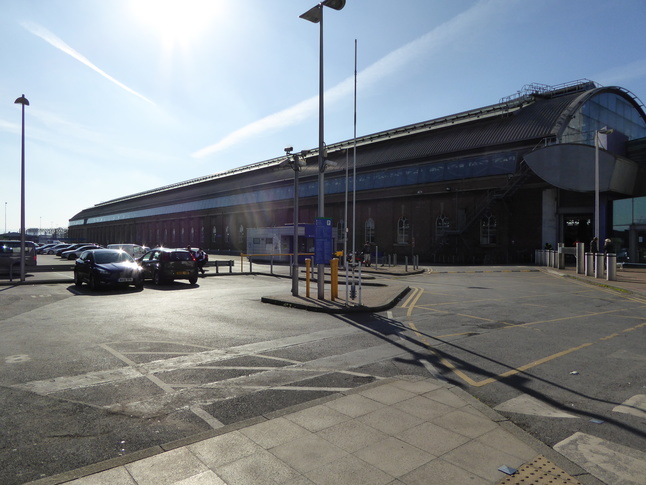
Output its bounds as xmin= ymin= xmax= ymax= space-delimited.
xmin=46 ymin=243 xmax=71 ymax=255
xmin=74 ymin=249 xmax=143 ymax=290
xmin=138 ymin=248 xmax=198 ymax=285
xmin=36 ymin=243 xmax=57 ymax=254
xmin=62 ymin=244 xmax=102 ymax=260
xmin=56 ymin=243 xmax=86 ymax=256
xmin=0 ymin=240 xmax=38 ymax=269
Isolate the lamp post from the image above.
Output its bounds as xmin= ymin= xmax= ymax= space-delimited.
xmin=300 ymin=0 xmax=346 ymax=299
xmin=594 ymin=127 xmax=613 ymax=243
xmin=14 ymin=94 xmax=29 ymax=282
xmin=284 ymin=147 xmax=305 ymax=296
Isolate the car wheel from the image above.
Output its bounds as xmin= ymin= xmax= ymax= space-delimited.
xmin=89 ymin=274 xmax=98 ymax=291
xmin=68 ymin=254 xmax=75 ymax=260
xmin=74 ymin=272 xmax=83 ymax=287
xmin=189 ymin=275 xmax=197 ymax=285
xmin=153 ymin=271 xmax=162 ymax=285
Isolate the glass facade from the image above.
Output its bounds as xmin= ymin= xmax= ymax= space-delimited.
xmin=613 ymin=196 xmax=646 ymax=230
xmin=612 ymin=196 xmax=646 ymax=263
xmin=562 ymin=92 xmax=646 ymax=145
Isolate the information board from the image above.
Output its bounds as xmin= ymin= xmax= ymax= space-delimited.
xmin=314 ymin=217 xmax=333 ymax=265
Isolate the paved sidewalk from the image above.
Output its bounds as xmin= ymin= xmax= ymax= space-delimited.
xmin=28 ymin=376 xmax=597 ymax=485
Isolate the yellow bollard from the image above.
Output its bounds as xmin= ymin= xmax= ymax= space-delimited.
xmin=330 ymin=258 xmax=339 ymax=301
xmin=305 ymin=258 xmax=311 ymax=298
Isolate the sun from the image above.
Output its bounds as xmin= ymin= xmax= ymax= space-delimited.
xmin=130 ymin=0 xmax=224 ymax=50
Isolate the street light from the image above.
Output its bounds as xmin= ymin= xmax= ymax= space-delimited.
xmin=284 ymin=147 xmax=306 ymax=296
xmin=594 ymin=127 xmax=613 ymax=243
xmin=300 ymin=0 xmax=346 ymax=299
xmin=14 ymin=94 xmax=29 ymax=282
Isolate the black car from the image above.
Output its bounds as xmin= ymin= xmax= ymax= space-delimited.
xmin=74 ymin=249 xmax=143 ymax=290
xmin=138 ymin=248 xmax=198 ymax=285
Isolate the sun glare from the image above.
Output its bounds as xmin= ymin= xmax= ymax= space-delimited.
xmin=130 ymin=0 xmax=223 ymax=49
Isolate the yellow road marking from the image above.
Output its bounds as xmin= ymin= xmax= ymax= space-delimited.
xmin=406 ymin=319 xmax=645 ymax=388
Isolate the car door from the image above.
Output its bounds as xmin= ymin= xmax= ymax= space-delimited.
xmin=139 ymin=250 xmax=159 ymax=279
xmin=75 ymin=251 xmax=93 ymax=282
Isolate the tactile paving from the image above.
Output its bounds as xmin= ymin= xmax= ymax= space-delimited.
xmin=497 ymin=455 xmax=583 ymax=484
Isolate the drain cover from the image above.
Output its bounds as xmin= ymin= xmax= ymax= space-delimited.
xmin=497 ymin=455 xmax=583 ymax=484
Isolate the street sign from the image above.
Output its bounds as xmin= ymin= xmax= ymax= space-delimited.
xmin=314 ymin=217 xmax=333 ymax=265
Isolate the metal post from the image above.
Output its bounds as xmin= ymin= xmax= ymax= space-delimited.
xmin=595 ymin=253 xmax=604 ymax=278
xmin=576 ymin=242 xmax=585 ymax=274
xmin=585 ymin=253 xmax=594 ymax=276
xmin=606 ymin=253 xmax=616 ymax=281
xmin=292 ymin=164 xmax=299 ymax=296
xmin=15 ymin=95 xmax=29 ymax=282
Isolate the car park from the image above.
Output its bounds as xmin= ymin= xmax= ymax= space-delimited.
xmin=138 ymin=247 xmax=198 ymax=285
xmin=74 ymin=249 xmax=143 ymax=290
xmin=62 ymin=244 xmax=102 ymax=260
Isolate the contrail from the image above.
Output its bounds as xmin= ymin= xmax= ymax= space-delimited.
xmin=192 ymin=0 xmax=509 ymax=159
xmin=22 ymin=21 xmax=154 ymax=105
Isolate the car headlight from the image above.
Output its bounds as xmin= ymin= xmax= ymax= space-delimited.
xmin=97 ymin=268 xmax=110 ymax=275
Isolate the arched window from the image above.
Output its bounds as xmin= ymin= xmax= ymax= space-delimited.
xmin=397 ymin=217 xmax=409 ymax=244
xmin=365 ymin=218 xmax=375 ymax=244
xmin=480 ymin=211 xmax=497 ymax=245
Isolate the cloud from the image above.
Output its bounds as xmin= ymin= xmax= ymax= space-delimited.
xmin=192 ymin=0 xmax=509 ymax=159
xmin=594 ymin=59 xmax=646 ymax=87
xmin=22 ymin=22 xmax=154 ymax=105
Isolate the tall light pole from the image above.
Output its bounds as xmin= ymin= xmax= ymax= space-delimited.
xmin=284 ymin=147 xmax=305 ymax=297
xmin=594 ymin=127 xmax=613 ymax=243
xmin=300 ymin=0 xmax=346 ymax=299
xmin=15 ymin=94 xmax=29 ymax=282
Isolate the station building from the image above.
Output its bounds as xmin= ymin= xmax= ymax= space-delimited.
xmin=69 ymin=80 xmax=646 ymax=264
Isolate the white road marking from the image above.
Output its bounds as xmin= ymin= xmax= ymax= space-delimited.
xmin=554 ymin=432 xmax=646 ymax=485
xmin=494 ymin=394 xmax=578 ymax=418
xmin=190 ymin=405 xmax=225 ymax=429
xmin=419 ymin=358 xmax=448 ymax=382
xmin=613 ymin=394 xmax=646 ymax=419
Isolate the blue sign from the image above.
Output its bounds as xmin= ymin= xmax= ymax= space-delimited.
xmin=314 ymin=217 xmax=333 ymax=265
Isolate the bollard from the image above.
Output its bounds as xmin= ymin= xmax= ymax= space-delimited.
xmin=305 ymin=258 xmax=311 ymax=298
xmin=595 ymin=253 xmax=604 ymax=278
xmin=405 ymin=256 xmax=408 ymax=272
xmin=330 ymin=258 xmax=338 ymax=301
xmin=606 ymin=253 xmax=617 ymax=281
xmin=576 ymin=243 xmax=585 ymax=274
xmin=585 ymin=253 xmax=594 ymax=276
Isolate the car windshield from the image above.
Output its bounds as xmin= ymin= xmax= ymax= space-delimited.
xmin=170 ymin=251 xmax=192 ymax=261
xmin=94 ymin=251 xmax=134 ymax=264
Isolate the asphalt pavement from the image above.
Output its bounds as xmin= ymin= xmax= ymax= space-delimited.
xmin=3 ymin=256 xmax=645 ymax=484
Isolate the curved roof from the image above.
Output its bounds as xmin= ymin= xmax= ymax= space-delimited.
xmin=71 ymin=80 xmax=646 ymax=222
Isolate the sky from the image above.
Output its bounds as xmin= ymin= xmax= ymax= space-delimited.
xmin=1 ymin=0 xmax=646 ymax=233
